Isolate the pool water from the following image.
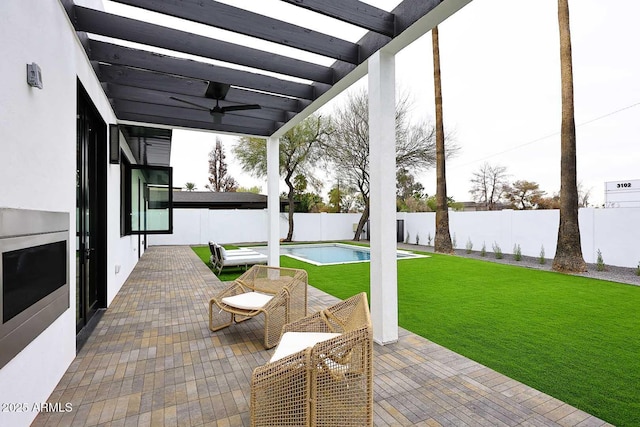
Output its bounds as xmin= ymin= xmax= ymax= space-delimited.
xmin=265 ymin=243 xmax=423 ymax=266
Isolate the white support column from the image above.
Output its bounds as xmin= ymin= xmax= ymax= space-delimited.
xmin=267 ymin=137 xmax=280 ymax=267
xmin=368 ymin=50 xmax=398 ymax=345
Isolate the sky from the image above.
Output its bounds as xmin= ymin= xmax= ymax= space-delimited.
xmin=167 ymin=0 xmax=640 ymax=206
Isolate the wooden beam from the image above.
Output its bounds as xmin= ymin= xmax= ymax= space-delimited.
xmin=112 ymin=100 xmax=274 ymax=130
xmin=73 ymin=6 xmax=335 ymax=84
xmin=281 ymin=0 xmax=396 ymax=37
xmin=105 ymin=84 xmax=290 ymax=122
xmin=98 ymin=64 xmax=209 ymax=97
xmin=110 ymin=0 xmax=359 ymax=64
xmin=89 ymin=40 xmax=322 ymax=101
xmin=117 ymin=111 xmax=274 ymax=136
xmin=330 ymin=0 xmax=441 ymax=73
xmin=98 ymin=65 xmax=308 ymax=112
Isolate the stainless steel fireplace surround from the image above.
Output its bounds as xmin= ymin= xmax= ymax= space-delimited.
xmin=0 ymin=208 xmax=69 ymax=369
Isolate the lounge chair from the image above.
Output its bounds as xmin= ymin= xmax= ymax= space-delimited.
xmin=210 ymin=243 xmax=268 ymax=274
xmin=207 ymin=241 xmax=254 ymax=266
xmin=209 ymin=265 xmax=308 ymax=349
xmin=250 ymin=292 xmax=373 ymax=426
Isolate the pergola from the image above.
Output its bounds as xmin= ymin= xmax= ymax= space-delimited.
xmin=63 ymin=0 xmax=472 ymax=344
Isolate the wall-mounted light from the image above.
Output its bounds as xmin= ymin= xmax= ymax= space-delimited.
xmin=26 ymin=63 xmax=43 ymax=89
xmin=109 ymin=124 xmax=121 ymax=164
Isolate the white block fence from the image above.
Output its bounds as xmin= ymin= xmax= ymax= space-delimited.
xmin=148 ymin=208 xmax=640 ymax=268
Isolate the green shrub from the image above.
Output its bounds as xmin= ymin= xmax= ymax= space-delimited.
xmin=465 ymin=238 xmax=473 ymax=254
xmin=492 ymin=242 xmax=503 ymax=259
xmin=427 ymin=233 xmax=432 ymax=246
xmin=480 ymin=242 xmax=487 ymax=257
xmin=596 ymin=249 xmax=606 ymax=272
xmin=539 ymin=245 xmax=546 ymax=265
xmin=513 ymin=244 xmax=522 ymax=261
xmin=636 ymin=262 xmax=640 ymax=276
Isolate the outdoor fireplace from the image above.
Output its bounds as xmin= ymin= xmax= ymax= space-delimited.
xmin=0 ymin=208 xmax=69 ymax=369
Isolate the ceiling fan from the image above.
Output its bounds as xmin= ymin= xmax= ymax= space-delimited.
xmin=170 ymin=82 xmax=261 ymax=124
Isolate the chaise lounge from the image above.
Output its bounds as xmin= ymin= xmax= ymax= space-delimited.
xmin=209 ymin=242 xmax=268 ymax=274
xmin=250 ymin=292 xmax=373 ymax=426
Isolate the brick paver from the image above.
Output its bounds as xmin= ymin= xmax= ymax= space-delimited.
xmin=33 ymin=246 xmax=612 ymax=426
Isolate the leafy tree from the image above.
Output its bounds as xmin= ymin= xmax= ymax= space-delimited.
xmin=233 ymin=115 xmax=329 ymax=241
xmin=184 ymin=182 xmax=196 ymax=191
xmin=327 ymin=185 xmax=343 ymax=213
xmin=236 ymin=185 xmax=262 ymax=194
xmin=425 ymin=195 xmax=462 ymax=212
xmin=396 ymin=168 xmax=429 ymax=212
xmin=432 ymin=25 xmax=454 ymax=254
xmin=206 ymin=137 xmax=238 ymax=192
xmin=469 ymin=163 xmax=509 ymax=210
xmin=553 ymin=0 xmax=586 ymax=272
xmin=396 ymin=167 xmax=425 ymax=199
xmin=325 ymin=89 xmax=442 ymax=240
xmin=294 ymin=192 xmax=325 ymax=213
xmin=533 ymin=192 xmax=561 ymax=210
xmin=505 ymin=180 xmax=546 ymax=209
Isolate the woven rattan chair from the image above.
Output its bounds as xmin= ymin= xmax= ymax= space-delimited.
xmin=209 ymin=265 xmax=308 ymax=349
xmin=251 ymin=292 xmax=373 ymax=427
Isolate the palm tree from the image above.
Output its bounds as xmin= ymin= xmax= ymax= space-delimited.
xmin=432 ymin=26 xmax=453 ymax=254
xmin=552 ymin=0 xmax=586 ymax=272
xmin=184 ymin=182 xmax=196 ymax=191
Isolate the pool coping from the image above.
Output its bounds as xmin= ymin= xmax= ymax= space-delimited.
xmin=247 ymin=242 xmax=430 ymax=266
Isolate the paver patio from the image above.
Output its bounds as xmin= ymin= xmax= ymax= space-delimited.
xmin=33 ymin=246 xmax=611 ymax=426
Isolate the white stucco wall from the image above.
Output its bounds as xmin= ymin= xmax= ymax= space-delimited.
xmin=149 ymin=208 xmax=640 ymax=268
xmin=0 ymin=1 xmax=139 ymax=425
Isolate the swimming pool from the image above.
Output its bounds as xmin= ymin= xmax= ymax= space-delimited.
xmin=251 ymin=243 xmax=427 ymax=266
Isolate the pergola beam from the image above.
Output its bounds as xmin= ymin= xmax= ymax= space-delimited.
xmin=73 ymin=5 xmax=336 ymax=84
xmin=280 ymin=0 xmax=396 ymax=37
xmin=109 ymin=0 xmax=360 ymax=64
xmin=106 ymin=84 xmax=290 ymax=123
xmin=113 ymin=99 xmax=278 ymax=132
xmin=116 ymin=112 xmax=274 ymax=137
xmin=89 ymin=40 xmax=322 ymax=101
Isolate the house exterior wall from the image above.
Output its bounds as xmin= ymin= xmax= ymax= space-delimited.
xmin=149 ymin=208 xmax=640 ymax=268
xmin=0 ymin=1 xmax=141 ymax=425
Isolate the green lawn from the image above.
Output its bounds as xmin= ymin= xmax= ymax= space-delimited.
xmin=192 ymin=245 xmax=640 ymax=426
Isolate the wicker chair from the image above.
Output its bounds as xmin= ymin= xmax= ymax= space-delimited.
xmin=209 ymin=265 xmax=308 ymax=349
xmin=251 ymin=292 xmax=373 ymax=427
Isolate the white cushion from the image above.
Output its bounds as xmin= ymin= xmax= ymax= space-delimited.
xmin=270 ymin=332 xmax=341 ymax=363
xmin=221 ymin=292 xmax=272 ymax=311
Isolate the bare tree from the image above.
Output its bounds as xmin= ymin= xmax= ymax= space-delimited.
xmin=469 ymin=163 xmax=509 ymax=210
xmin=325 ymin=89 xmax=442 ymax=240
xmin=233 ymin=115 xmax=329 ymax=241
xmin=206 ymin=137 xmax=238 ymax=192
xmin=577 ymin=181 xmax=592 ymax=207
xmin=432 ymin=26 xmax=454 ymax=254
xmin=553 ymin=0 xmax=587 ymax=272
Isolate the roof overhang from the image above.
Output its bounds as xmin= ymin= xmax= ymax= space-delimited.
xmin=62 ymin=0 xmax=472 ymax=138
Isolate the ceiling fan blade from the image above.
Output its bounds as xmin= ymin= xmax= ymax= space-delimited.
xmin=170 ymin=96 xmax=212 ymax=111
xmin=205 ymin=82 xmax=231 ymax=100
xmin=221 ymin=104 xmax=261 ymax=113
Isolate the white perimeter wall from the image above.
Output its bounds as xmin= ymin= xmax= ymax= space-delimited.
xmin=0 ymin=1 xmax=141 ymax=425
xmin=150 ymin=208 xmax=640 ymax=268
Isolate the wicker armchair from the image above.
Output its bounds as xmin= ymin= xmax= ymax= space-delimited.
xmin=209 ymin=265 xmax=308 ymax=349
xmin=251 ymin=292 xmax=373 ymax=427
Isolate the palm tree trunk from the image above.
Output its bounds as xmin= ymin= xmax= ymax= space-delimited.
xmin=552 ymin=0 xmax=586 ymax=272
xmin=432 ymin=26 xmax=454 ymax=254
